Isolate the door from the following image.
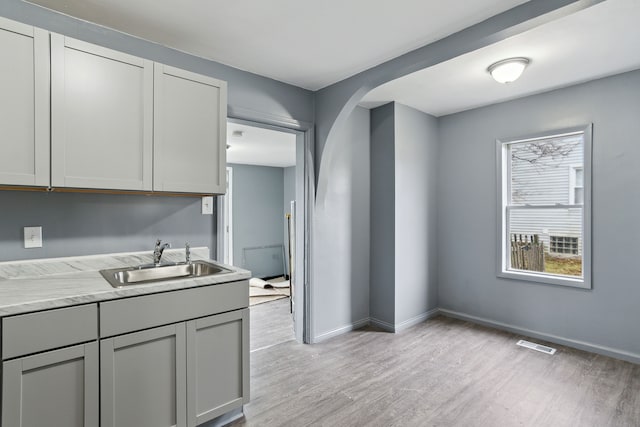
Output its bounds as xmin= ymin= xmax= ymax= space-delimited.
xmin=186 ymin=309 xmax=249 ymax=427
xmin=51 ymin=34 xmax=153 ymax=190
xmin=101 ymin=324 xmax=187 ymax=427
xmin=2 ymin=342 xmax=99 ymax=427
xmin=0 ymin=17 xmax=49 ymax=187
xmin=154 ymin=64 xmax=227 ymax=193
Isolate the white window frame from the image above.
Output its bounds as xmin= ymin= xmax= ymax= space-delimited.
xmin=496 ymin=124 xmax=592 ymax=289
xmin=569 ymin=165 xmax=584 ymax=205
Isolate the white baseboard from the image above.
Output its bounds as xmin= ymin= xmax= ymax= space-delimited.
xmin=315 ymin=309 xmax=441 ymax=341
xmin=313 ymin=318 xmax=370 ymax=343
xmin=369 ymin=317 xmax=395 ymax=332
xmin=395 ymin=308 xmax=440 ymax=332
xmin=439 ymin=308 xmax=640 ymax=365
xmin=370 ymin=308 xmax=440 ymax=333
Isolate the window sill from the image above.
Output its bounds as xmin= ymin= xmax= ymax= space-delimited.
xmin=498 ymin=269 xmax=591 ymax=289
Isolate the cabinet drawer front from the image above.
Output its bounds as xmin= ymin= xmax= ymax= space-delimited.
xmin=2 ymin=304 xmax=98 ymax=360
xmin=100 ymin=280 xmax=249 ymax=337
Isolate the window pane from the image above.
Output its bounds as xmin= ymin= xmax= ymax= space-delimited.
xmin=508 ymin=207 xmax=582 ymax=278
xmin=509 ymin=135 xmax=584 ymax=205
xmin=575 ymin=168 xmax=584 ymax=186
xmin=574 ymin=188 xmax=584 ymax=204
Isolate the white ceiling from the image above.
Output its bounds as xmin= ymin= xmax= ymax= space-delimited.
xmin=26 ymin=0 xmax=529 ymax=90
xmin=360 ymin=0 xmax=640 ymax=117
xmin=226 ymin=122 xmax=296 ymax=168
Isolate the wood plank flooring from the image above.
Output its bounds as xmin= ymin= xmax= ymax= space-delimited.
xmin=249 ymin=297 xmax=294 ymax=352
xmin=234 ymin=314 xmax=640 ymax=426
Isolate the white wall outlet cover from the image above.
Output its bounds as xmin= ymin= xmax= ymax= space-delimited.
xmin=24 ymin=226 xmax=43 ymax=249
xmin=202 ymin=196 xmax=214 ymax=215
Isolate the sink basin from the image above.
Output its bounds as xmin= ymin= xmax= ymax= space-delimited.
xmin=100 ymin=261 xmax=231 ymax=288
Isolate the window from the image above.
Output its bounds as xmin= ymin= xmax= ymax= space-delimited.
xmin=570 ymin=166 xmax=584 ymax=204
xmin=550 ymin=236 xmax=579 ymax=255
xmin=497 ymin=125 xmax=592 ymax=288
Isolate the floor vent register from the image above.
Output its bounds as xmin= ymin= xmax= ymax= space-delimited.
xmin=516 ymin=339 xmax=557 ymax=355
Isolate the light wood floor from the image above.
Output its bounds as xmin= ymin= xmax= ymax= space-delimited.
xmin=249 ymin=297 xmax=294 ymax=352
xmin=235 ymin=313 xmax=640 ymax=427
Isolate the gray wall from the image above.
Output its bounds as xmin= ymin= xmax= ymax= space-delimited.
xmin=283 ymin=166 xmax=295 ymax=275
xmin=369 ymin=103 xmax=439 ymax=329
xmin=309 ymin=0 xmax=587 ymax=341
xmin=0 ymin=191 xmax=212 ymax=261
xmin=229 ymin=164 xmax=285 ymax=277
xmin=0 ymin=4 xmax=313 ymax=263
xmin=369 ymin=103 xmax=396 ymax=326
xmin=313 ymin=106 xmax=370 ymax=340
xmin=394 ymin=103 xmax=439 ymax=325
xmin=437 ymin=70 xmax=640 ymax=358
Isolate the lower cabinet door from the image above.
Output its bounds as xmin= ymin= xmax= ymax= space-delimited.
xmin=186 ymin=308 xmax=249 ymax=427
xmin=100 ymin=323 xmax=187 ymax=427
xmin=1 ymin=341 xmax=99 ymax=427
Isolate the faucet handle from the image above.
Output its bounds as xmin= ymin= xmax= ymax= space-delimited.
xmin=185 ymin=242 xmax=191 ymax=264
xmin=155 ymin=239 xmax=162 ymax=249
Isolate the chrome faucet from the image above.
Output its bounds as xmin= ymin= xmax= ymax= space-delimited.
xmin=185 ymin=242 xmax=191 ymax=265
xmin=153 ymin=239 xmax=171 ymax=266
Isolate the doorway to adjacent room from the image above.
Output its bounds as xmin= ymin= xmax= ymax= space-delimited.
xmin=217 ymin=119 xmax=310 ymax=347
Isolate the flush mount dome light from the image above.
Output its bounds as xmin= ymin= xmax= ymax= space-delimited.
xmin=488 ymin=57 xmax=530 ymax=83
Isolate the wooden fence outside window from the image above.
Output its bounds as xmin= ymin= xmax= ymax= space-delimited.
xmin=510 ymin=234 xmax=545 ymax=272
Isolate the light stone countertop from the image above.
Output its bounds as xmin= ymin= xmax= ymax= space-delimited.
xmin=0 ymin=247 xmax=250 ymax=317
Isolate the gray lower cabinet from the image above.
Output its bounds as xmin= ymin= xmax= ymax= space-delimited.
xmin=0 ymin=282 xmax=248 ymax=427
xmin=101 ymin=323 xmax=187 ymax=427
xmin=1 ymin=342 xmax=99 ymax=427
xmin=101 ymin=308 xmax=249 ymax=427
xmin=187 ymin=309 xmax=250 ymax=427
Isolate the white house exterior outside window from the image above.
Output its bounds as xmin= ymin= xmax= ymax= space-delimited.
xmin=497 ymin=125 xmax=592 ymax=289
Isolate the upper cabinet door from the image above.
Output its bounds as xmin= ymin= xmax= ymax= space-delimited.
xmin=154 ymin=64 xmax=227 ymax=194
xmin=51 ymin=34 xmax=153 ymax=191
xmin=0 ymin=17 xmax=49 ymax=187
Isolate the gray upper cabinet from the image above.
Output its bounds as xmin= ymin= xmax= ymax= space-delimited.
xmin=0 ymin=17 xmax=50 ymax=187
xmin=154 ymin=64 xmax=227 ymax=194
xmin=51 ymin=34 xmax=153 ymax=191
xmin=1 ymin=17 xmax=227 ymax=194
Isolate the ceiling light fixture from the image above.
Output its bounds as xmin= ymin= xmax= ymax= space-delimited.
xmin=487 ymin=57 xmax=530 ymax=84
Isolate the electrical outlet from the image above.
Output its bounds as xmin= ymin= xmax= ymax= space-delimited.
xmin=24 ymin=226 xmax=43 ymax=249
xmin=201 ymin=196 xmax=214 ymax=215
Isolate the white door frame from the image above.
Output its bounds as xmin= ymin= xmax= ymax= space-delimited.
xmin=224 ymin=108 xmax=313 ymax=344
xmin=216 ymin=167 xmax=233 ymax=265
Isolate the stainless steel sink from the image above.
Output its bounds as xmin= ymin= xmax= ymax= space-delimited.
xmin=100 ymin=260 xmax=231 ymax=288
